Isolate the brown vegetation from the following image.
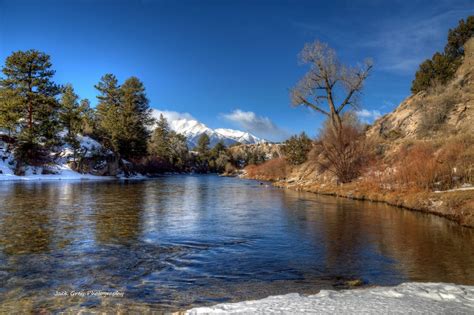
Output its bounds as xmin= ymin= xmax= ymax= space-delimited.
xmin=243 ymin=135 xmax=474 ymax=226
xmin=416 ymin=83 xmax=461 ymax=136
xmin=244 ymin=158 xmax=288 ymax=181
xmin=313 ymin=117 xmax=370 ymax=183
xmin=367 ymin=136 xmax=474 ymax=192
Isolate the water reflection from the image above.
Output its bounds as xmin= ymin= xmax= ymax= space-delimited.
xmin=93 ymin=183 xmax=145 ymax=245
xmin=0 ymin=176 xmax=473 ymax=313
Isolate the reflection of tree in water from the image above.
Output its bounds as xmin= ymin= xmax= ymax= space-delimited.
xmin=282 ymin=192 xmax=368 ymax=276
xmin=318 ymin=199 xmax=368 ymax=276
xmin=361 ymin=205 xmax=474 ymax=284
xmin=279 ymin=191 xmax=474 ymax=284
xmin=93 ymin=182 xmax=145 ymax=245
xmin=0 ymin=184 xmax=55 ymax=255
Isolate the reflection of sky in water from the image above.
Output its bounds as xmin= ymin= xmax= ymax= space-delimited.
xmin=0 ymin=176 xmax=473 ymax=312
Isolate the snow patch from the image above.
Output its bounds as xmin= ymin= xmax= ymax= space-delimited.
xmin=0 ymin=134 xmax=114 ymax=181
xmin=434 ymin=184 xmax=474 ymax=193
xmin=187 ymin=282 xmax=474 ymax=314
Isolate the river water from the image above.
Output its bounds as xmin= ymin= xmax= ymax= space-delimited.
xmin=0 ymin=175 xmax=473 ymax=312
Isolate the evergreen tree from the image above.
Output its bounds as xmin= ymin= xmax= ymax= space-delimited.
xmin=119 ymin=76 xmax=154 ymax=159
xmin=411 ymin=15 xmax=474 ymax=93
xmin=282 ymin=132 xmax=313 ymax=165
xmin=95 ymin=74 xmax=154 ymax=160
xmin=149 ymin=114 xmax=171 ymax=159
xmin=95 ymin=73 xmax=122 ymax=154
xmin=0 ymin=88 xmax=21 ymax=137
xmin=168 ymin=131 xmax=189 ymax=170
xmin=247 ymin=149 xmax=266 ymax=165
xmin=194 ymin=133 xmax=211 ymax=172
xmin=149 ymin=115 xmax=189 ymax=171
xmin=59 ymin=84 xmax=86 ymax=159
xmin=445 ymin=16 xmax=474 ymax=59
xmin=0 ymin=50 xmax=61 ymax=163
xmin=209 ymin=141 xmax=231 ymax=173
xmin=196 ymin=133 xmax=210 ymax=156
xmin=79 ymin=99 xmax=96 ymax=136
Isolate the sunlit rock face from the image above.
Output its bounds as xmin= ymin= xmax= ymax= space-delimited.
xmin=367 ymin=38 xmax=474 ymax=141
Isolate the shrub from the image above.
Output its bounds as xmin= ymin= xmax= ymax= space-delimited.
xmin=411 ymin=53 xmax=456 ymax=94
xmin=13 ymin=139 xmax=49 ymax=167
xmin=282 ymin=132 xmax=313 ymax=165
xmin=394 ymin=142 xmax=439 ymax=190
xmin=314 ymin=113 xmax=370 ymax=183
xmin=391 ymin=137 xmax=473 ymax=190
xmin=131 ymin=156 xmax=175 ymax=175
xmin=417 ymin=84 xmax=459 ymax=135
xmin=245 ymin=157 xmax=287 ymax=180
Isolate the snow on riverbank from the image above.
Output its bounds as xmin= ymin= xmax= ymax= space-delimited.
xmin=187 ymin=282 xmax=474 ymax=314
xmin=0 ymin=163 xmax=113 ymax=181
xmin=0 ymin=133 xmax=114 ymax=181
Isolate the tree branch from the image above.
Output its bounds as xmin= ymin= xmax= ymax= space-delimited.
xmin=300 ymin=98 xmax=330 ymax=116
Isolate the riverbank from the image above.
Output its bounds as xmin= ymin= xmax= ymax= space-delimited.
xmin=186 ymin=282 xmax=474 ymax=314
xmin=241 ymin=172 xmax=474 ymax=228
xmin=276 ymin=181 xmax=474 ymax=228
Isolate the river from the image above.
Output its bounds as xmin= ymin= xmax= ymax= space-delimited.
xmin=0 ymin=175 xmax=473 ymax=312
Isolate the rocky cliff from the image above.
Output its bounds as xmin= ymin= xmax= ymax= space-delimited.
xmin=367 ymin=38 xmax=474 ymax=141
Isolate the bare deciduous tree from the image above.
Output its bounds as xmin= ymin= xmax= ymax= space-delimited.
xmin=291 ymin=41 xmax=372 ymax=134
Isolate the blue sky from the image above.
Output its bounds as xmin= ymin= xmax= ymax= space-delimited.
xmin=0 ymin=0 xmax=472 ymax=141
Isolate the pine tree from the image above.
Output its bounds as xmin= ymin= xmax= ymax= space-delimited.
xmin=149 ymin=115 xmax=189 ymax=171
xmin=168 ymin=131 xmax=189 ymax=170
xmin=95 ymin=74 xmax=154 ymax=160
xmin=0 ymin=88 xmax=21 ymax=137
xmin=59 ymin=84 xmax=86 ymax=159
xmin=282 ymin=132 xmax=313 ymax=165
xmin=196 ymin=133 xmax=210 ymax=156
xmin=411 ymin=15 xmax=474 ymax=93
xmin=95 ymin=74 xmax=122 ymax=154
xmin=194 ymin=133 xmax=211 ymax=172
xmin=79 ymin=99 xmax=95 ymax=136
xmin=120 ymin=77 xmax=154 ymax=159
xmin=149 ymin=114 xmax=171 ymax=160
xmin=209 ymin=141 xmax=230 ymax=173
xmin=0 ymin=50 xmax=61 ymax=163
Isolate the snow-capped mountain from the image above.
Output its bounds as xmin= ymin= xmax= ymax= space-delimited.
xmin=169 ymin=118 xmax=263 ymax=148
xmin=152 ymin=110 xmax=264 ymax=148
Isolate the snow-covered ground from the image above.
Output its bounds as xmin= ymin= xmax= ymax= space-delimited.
xmin=434 ymin=183 xmax=474 ymax=193
xmin=0 ymin=161 xmax=112 ymax=181
xmin=187 ymin=283 xmax=474 ymax=314
xmin=0 ymin=133 xmax=114 ymax=181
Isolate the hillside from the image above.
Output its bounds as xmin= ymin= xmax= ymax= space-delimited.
xmin=367 ymin=37 xmax=474 ymax=141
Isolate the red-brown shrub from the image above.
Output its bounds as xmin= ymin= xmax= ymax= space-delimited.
xmin=390 ymin=136 xmax=473 ymax=190
xmin=245 ymin=157 xmax=288 ymax=180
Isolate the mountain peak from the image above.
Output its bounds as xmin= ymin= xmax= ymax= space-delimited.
xmin=152 ymin=110 xmax=264 ymax=148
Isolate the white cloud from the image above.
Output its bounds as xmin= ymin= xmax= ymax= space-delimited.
xmin=222 ymin=109 xmax=289 ymax=141
xmin=151 ymin=109 xmax=195 ymax=122
xmin=356 ymin=109 xmax=382 ymax=123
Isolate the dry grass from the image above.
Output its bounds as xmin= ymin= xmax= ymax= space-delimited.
xmin=361 ymin=135 xmax=474 ymax=191
xmin=244 ymin=158 xmax=288 ymax=181
xmin=416 ymin=82 xmax=461 ymax=136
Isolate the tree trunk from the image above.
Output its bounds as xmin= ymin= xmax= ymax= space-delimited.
xmin=28 ymin=103 xmax=33 ymax=129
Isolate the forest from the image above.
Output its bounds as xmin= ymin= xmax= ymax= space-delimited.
xmin=0 ymin=52 xmax=269 ymax=176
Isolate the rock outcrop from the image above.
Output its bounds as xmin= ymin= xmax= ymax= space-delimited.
xmin=367 ymin=38 xmax=474 ymax=141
